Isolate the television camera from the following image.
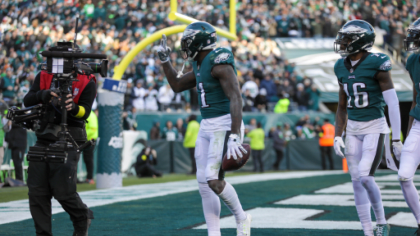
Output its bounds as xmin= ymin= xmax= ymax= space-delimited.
xmin=6 ymin=17 xmax=107 ymax=163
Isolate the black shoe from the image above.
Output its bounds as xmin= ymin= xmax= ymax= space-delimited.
xmin=73 ymin=219 xmax=91 ymax=236
xmin=415 ymin=225 xmax=420 ymax=236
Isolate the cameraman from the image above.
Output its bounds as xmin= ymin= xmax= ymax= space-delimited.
xmin=135 ymin=146 xmax=162 ymax=178
xmin=23 ymin=68 xmax=96 ymax=236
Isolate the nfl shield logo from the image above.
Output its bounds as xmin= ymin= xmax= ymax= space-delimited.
xmin=350 ymin=69 xmax=354 ymax=73
xmin=73 ymin=88 xmax=79 ymax=96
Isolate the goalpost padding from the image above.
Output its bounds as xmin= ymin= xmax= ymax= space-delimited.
xmin=96 ymin=88 xmax=124 ymax=189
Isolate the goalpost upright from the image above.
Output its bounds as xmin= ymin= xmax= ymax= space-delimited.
xmin=112 ymin=0 xmax=238 ymax=80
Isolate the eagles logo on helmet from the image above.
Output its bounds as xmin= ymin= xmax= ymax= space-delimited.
xmin=180 ymin=21 xmax=217 ymax=60
xmin=334 ymin=20 xmax=376 ymax=57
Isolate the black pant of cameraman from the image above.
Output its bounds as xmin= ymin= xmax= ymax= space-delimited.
xmin=11 ymin=147 xmax=25 ymax=181
xmin=28 ymin=140 xmax=94 ymax=236
xmin=82 ymin=144 xmax=95 ymax=180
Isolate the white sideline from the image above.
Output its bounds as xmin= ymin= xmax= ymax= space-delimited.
xmin=0 ymin=170 xmax=343 ymax=225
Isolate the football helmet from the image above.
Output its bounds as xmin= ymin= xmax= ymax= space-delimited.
xmin=180 ymin=21 xmax=217 ymax=60
xmin=404 ymin=18 xmax=420 ymax=51
xmin=334 ymin=20 xmax=375 ymax=57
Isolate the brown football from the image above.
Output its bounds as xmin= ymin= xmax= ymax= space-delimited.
xmin=222 ymin=144 xmax=251 ymax=171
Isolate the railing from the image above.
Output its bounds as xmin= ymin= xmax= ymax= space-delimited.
xmin=383 ymin=42 xmax=405 ymax=65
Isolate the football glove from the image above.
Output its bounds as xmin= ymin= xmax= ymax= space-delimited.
xmin=392 ymin=141 xmax=403 ymax=161
xmin=334 ymin=136 xmax=345 ymax=158
xmin=227 ymin=134 xmax=247 ymax=160
xmin=157 ymin=34 xmax=171 ymax=63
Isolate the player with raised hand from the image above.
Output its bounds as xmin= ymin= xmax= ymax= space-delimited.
xmin=333 ymin=20 xmax=402 ymax=236
xmin=399 ymin=18 xmax=420 ymax=236
xmin=157 ymin=22 xmax=251 ymax=236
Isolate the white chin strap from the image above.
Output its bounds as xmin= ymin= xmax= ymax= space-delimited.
xmin=190 ymin=51 xmax=198 ymax=60
xmin=177 ymin=62 xmax=186 ymax=78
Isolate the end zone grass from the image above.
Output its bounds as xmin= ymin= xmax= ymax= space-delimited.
xmin=0 ymin=172 xmax=260 ymax=203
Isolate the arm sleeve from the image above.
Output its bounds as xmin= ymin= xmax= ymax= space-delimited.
xmin=382 ymin=88 xmax=401 ymax=140
xmin=70 ymin=80 xmax=96 ymax=120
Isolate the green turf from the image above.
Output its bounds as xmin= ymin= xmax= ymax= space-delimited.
xmin=1 ymin=172 xmax=415 ymax=235
xmin=0 ymin=172 xmax=259 ymax=203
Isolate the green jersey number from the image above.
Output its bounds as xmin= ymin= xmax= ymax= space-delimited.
xmin=343 ymin=83 xmax=368 ymax=108
xmin=199 ymin=83 xmax=210 ymax=108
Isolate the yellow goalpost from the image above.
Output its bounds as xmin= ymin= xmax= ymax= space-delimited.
xmin=112 ymin=0 xmax=237 ymax=80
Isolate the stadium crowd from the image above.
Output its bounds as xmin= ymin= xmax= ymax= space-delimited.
xmin=0 ymin=0 xmax=415 ymax=114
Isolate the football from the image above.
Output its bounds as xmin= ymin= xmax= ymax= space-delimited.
xmin=222 ymin=144 xmax=251 ymax=171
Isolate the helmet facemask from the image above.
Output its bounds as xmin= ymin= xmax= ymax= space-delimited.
xmin=334 ymin=32 xmax=363 ymax=57
xmin=334 ymin=21 xmax=375 ymax=57
xmin=181 ymin=36 xmax=203 ymax=60
xmin=404 ymin=29 xmax=420 ymax=51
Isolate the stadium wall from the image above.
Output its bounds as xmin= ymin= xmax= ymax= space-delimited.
xmin=2 ymin=130 xmax=342 ymax=179
xmin=135 ymin=112 xmax=336 ymax=133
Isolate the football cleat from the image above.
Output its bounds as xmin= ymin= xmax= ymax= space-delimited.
xmin=374 ymin=224 xmax=390 ymax=236
xmin=236 ymin=213 xmax=251 ymax=236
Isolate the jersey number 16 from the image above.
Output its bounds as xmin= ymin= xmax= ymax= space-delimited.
xmin=343 ymin=83 xmax=369 ymax=108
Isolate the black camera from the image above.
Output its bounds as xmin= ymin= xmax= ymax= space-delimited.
xmin=42 ymin=41 xmax=108 ymax=77
xmin=7 ymin=17 xmax=107 ymax=163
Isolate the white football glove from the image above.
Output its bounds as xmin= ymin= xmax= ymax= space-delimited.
xmin=334 ymin=136 xmax=345 ymax=158
xmin=392 ymin=141 xmax=403 ymax=161
xmin=157 ymin=34 xmax=171 ymax=63
xmin=227 ymin=134 xmax=247 ymax=160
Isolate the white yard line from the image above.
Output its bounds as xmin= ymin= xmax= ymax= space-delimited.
xmin=0 ymin=171 xmax=343 ymax=225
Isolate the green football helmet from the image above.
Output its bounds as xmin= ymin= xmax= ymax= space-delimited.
xmin=404 ymin=18 xmax=420 ymax=51
xmin=334 ymin=20 xmax=376 ymax=57
xmin=180 ymin=21 xmax=217 ymax=60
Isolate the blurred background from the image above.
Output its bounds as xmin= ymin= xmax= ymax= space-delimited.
xmin=0 ymin=0 xmax=416 ymax=186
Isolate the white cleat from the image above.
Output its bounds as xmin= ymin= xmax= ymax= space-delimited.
xmin=236 ymin=213 xmax=251 ymax=236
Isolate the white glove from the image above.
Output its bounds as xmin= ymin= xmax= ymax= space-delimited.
xmin=334 ymin=137 xmax=345 ymax=158
xmin=227 ymin=134 xmax=247 ymax=160
xmin=156 ymin=34 xmax=171 ymax=63
xmin=392 ymin=141 xmax=403 ymax=161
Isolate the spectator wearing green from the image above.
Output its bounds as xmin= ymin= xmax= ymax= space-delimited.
xmin=3 ymin=68 xmax=17 ymax=102
xmin=306 ymin=85 xmax=320 ymax=111
xmin=0 ymin=109 xmax=11 ymax=187
xmin=183 ymin=115 xmax=200 ymax=174
xmin=83 ymin=110 xmax=98 ymax=184
xmin=162 ymin=120 xmax=178 ymax=141
xmin=246 ymin=122 xmax=265 ymax=172
xmin=82 ymin=0 xmax=95 ymax=19
xmin=93 ymin=1 xmax=107 ymax=20
xmin=274 ymin=94 xmax=290 ymax=113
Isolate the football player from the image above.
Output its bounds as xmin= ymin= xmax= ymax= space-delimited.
xmin=333 ymin=20 xmax=402 ymax=236
xmin=399 ymin=18 xmax=420 ymax=236
xmin=157 ymin=22 xmax=251 ymax=236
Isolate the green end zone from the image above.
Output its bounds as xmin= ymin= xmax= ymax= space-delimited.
xmin=0 ymin=171 xmax=417 ymax=236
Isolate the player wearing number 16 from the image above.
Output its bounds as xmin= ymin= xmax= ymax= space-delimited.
xmin=333 ymin=20 xmax=402 ymax=236
xmin=156 ymin=22 xmax=251 ymax=236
